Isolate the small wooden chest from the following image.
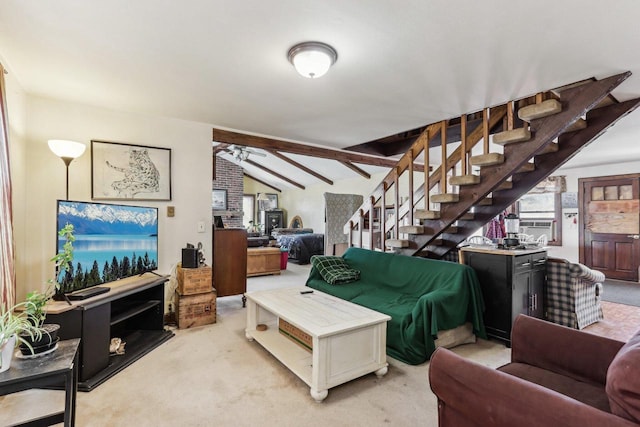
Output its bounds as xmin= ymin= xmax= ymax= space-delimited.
xmin=175 ymin=290 xmax=216 ymax=328
xmin=177 ymin=265 xmax=212 ymax=295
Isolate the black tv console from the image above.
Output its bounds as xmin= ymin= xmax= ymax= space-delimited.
xmin=46 ymin=274 xmax=174 ymax=391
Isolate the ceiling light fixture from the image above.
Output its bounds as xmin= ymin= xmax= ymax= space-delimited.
xmin=287 ymin=41 xmax=338 ymax=79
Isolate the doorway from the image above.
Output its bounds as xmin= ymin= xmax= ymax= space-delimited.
xmin=579 ymin=173 xmax=640 ymax=282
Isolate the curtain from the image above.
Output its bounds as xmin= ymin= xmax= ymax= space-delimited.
xmin=0 ymin=63 xmax=15 ymax=310
xmin=529 ymin=175 xmax=566 ymax=194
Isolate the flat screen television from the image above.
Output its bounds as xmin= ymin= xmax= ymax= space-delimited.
xmin=56 ymin=200 xmax=159 ymax=294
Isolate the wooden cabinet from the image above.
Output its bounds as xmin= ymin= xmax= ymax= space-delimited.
xmin=260 ymin=210 xmax=284 ymax=236
xmin=214 ymin=228 xmax=248 ymax=306
xmin=460 ymin=247 xmax=546 ymax=346
xmin=247 ymin=247 xmax=281 ymax=277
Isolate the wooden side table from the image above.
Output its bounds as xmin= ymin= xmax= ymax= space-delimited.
xmin=0 ymin=338 xmax=80 ymax=426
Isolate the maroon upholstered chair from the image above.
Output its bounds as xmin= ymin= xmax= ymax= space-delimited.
xmin=429 ymin=315 xmax=640 ymax=426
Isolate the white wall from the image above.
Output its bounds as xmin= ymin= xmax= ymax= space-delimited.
xmin=279 ymin=171 xmax=388 ymax=233
xmin=11 ymin=94 xmax=213 ymax=302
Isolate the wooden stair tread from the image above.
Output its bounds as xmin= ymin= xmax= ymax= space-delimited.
xmin=450 ymin=175 xmax=481 ymax=186
xmin=430 ymin=193 xmax=459 ymax=204
xmin=562 ymin=118 xmax=587 ymax=133
xmin=415 ymin=210 xmax=440 ymax=220
xmin=493 ymin=128 xmax=532 ymax=145
xmin=476 ymin=198 xmax=493 ymax=206
xmin=518 ymin=99 xmax=562 ymax=121
xmin=538 ymin=142 xmax=559 ymax=155
xmin=459 ymin=213 xmax=475 ymax=221
xmin=398 ymin=225 xmax=424 ymax=234
xmin=469 ymin=153 xmax=505 ymax=167
xmin=386 ymin=239 xmax=409 ymax=248
xmin=517 ymin=162 xmax=536 ymax=173
xmin=495 ymin=181 xmax=513 ymax=191
xmin=445 ymin=226 xmax=458 ymax=234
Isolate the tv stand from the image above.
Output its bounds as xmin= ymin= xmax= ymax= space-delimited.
xmin=45 ymin=274 xmax=174 ymax=391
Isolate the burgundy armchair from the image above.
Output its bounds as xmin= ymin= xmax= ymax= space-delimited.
xmin=429 ymin=315 xmax=640 ymax=426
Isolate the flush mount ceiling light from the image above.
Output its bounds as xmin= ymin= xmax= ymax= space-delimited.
xmin=287 ymin=41 xmax=338 ymax=79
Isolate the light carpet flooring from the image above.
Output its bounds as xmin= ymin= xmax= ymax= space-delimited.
xmin=1 ymin=263 xmax=513 ymax=426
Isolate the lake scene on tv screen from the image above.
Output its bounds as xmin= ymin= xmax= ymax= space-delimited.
xmin=57 ymin=200 xmax=158 ymax=292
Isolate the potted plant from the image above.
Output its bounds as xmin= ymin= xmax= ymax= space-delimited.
xmin=18 ymin=223 xmax=75 ymax=356
xmin=0 ymin=302 xmax=43 ymax=372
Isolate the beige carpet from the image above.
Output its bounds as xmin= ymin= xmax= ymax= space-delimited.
xmin=1 ymin=263 xmax=511 ymax=427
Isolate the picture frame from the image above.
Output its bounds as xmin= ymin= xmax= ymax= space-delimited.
xmin=561 ymin=192 xmax=578 ymax=209
xmin=212 ymin=189 xmax=228 ymax=210
xmin=258 ymin=193 xmax=278 ymax=210
xmin=91 ymin=140 xmax=172 ymax=201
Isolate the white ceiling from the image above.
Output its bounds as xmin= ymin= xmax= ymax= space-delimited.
xmin=1 ymin=0 xmax=640 ymax=189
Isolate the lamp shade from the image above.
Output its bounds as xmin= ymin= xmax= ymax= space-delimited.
xmin=257 ymin=193 xmax=270 ymax=201
xmin=48 ymin=140 xmax=86 ymax=159
xmin=288 ymin=42 xmax=337 ymax=79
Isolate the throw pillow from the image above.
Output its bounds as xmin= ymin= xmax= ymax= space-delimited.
xmin=606 ymin=331 xmax=640 ymax=423
xmin=311 ymin=255 xmax=360 ymax=285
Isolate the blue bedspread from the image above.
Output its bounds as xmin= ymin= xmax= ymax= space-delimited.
xmin=276 ymin=233 xmax=324 ymax=264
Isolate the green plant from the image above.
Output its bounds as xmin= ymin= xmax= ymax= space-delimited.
xmin=50 ymin=223 xmax=76 ymax=289
xmin=24 ymin=223 xmax=76 ymax=326
xmin=0 ymin=302 xmax=43 ymax=355
xmin=24 ymin=291 xmax=49 ymax=327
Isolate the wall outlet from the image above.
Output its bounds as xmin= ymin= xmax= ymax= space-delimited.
xmin=197 ymin=221 xmax=206 ymax=233
xmin=167 ymin=206 xmax=175 ymax=217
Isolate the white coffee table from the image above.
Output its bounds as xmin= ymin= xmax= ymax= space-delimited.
xmin=245 ymin=287 xmax=391 ymax=402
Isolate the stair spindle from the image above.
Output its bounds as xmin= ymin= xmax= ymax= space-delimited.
xmin=423 ymin=129 xmax=430 ymax=209
xmin=408 ymin=147 xmax=414 ymax=226
xmin=369 ymin=196 xmax=375 ymax=250
xmin=483 ymin=108 xmax=489 ymax=154
xmin=460 ymin=115 xmax=467 ymax=176
xmin=441 ymin=121 xmax=447 ymax=194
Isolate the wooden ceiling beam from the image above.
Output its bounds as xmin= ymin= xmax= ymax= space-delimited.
xmin=339 ymin=161 xmax=371 ymax=179
xmin=212 ymin=128 xmax=424 ymax=171
xmin=243 ymin=173 xmax=282 ymax=193
xmin=213 ymin=143 xmax=230 ymax=154
xmin=267 ymin=150 xmax=334 ymax=185
xmin=242 ymin=157 xmax=305 ymax=190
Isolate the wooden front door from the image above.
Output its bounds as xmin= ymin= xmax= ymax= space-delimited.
xmin=579 ymin=174 xmax=640 ymax=281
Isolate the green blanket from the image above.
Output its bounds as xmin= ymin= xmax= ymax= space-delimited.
xmin=306 ymin=247 xmax=486 ymax=365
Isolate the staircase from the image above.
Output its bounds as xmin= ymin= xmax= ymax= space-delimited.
xmin=343 ymin=72 xmax=640 ymax=259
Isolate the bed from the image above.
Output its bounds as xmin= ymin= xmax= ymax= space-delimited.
xmin=275 ymin=233 xmax=325 ymax=264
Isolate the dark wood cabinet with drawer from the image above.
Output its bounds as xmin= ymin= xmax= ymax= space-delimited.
xmin=460 ymin=247 xmax=546 ymax=346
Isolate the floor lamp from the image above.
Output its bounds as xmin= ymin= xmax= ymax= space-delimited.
xmin=48 ymin=140 xmax=86 ymax=200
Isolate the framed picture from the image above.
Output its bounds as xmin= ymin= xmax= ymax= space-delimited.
xmin=561 ymin=192 xmax=578 ymax=209
xmin=212 ymin=189 xmax=227 ymax=210
xmin=91 ymin=140 xmax=172 ymax=201
xmin=258 ymin=193 xmax=278 ymax=210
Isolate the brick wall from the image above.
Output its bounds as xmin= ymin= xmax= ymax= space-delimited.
xmin=212 ymin=157 xmax=244 ymax=228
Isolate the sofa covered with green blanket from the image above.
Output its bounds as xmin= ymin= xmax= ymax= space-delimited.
xmin=305 ymin=247 xmax=486 ymax=365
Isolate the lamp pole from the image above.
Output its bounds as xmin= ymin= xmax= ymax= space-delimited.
xmin=61 ymin=157 xmax=73 ymax=200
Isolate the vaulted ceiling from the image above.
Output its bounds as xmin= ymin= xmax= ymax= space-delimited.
xmin=2 ymin=1 xmax=640 ymax=189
